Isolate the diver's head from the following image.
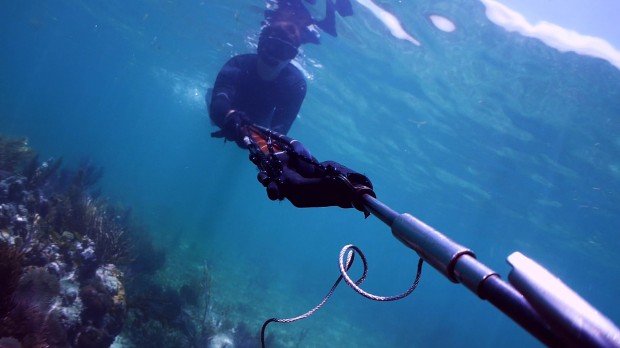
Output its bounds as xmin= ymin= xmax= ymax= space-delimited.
xmin=257 ymin=22 xmax=301 ymax=80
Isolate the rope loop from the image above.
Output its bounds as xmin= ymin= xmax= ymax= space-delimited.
xmin=261 ymin=244 xmax=424 ymax=347
xmin=339 ymin=244 xmax=423 ymax=302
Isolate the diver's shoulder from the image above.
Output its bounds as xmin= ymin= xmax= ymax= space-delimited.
xmin=284 ymin=63 xmax=306 ymax=85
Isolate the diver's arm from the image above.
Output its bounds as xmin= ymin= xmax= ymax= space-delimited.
xmin=210 ymin=57 xmax=243 ymax=128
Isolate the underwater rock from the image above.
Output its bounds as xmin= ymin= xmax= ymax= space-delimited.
xmin=62 ymin=230 xmax=75 ymax=243
xmin=47 ymin=261 xmax=62 ymax=276
xmin=97 ymin=265 xmax=119 ymax=289
xmin=60 ymin=272 xmax=79 ymax=305
xmin=109 ymin=335 xmax=129 ymax=347
xmin=59 ymin=296 xmax=83 ymax=332
xmin=96 ymin=264 xmax=125 ymax=308
xmin=75 ymin=326 xmax=114 ymax=348
xmin=72 ymin=253 xmax=125 ymax=344
xmin=81 ymin=246 xmax=97 ymax=263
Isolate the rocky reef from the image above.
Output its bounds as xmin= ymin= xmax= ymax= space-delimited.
xmin=0 ymin=135 xmax=126 ymax=347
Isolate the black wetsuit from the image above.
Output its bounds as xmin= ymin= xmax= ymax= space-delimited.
xmin=209 ymin=54 xmax=306 ymax=135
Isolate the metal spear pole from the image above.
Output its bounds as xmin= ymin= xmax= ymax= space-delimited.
xmin=362 ymin=194 xmax=567 ymax=347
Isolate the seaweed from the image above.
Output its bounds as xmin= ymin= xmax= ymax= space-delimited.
xmin=0 ymin=135 xmax=36 ymax=174
xmin=0 ymin=243 xmax=24 ymax=338
xmin=0 ymin=266 xmax=68 ymax=347
xmin=13 ymin=267 xmax=61 ymax=310
xmin=25 ymin=156 xmax=63 ymax=190
xmin=80 ymin=200 xmax=131 ymax=266
xmin=39 ymin=161 xmax=131 ymax=266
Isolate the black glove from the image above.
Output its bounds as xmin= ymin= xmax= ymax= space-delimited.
xmin=259 ymin=157 xmax=376 ymax=217
xmin=320 ymin=161 xmax=376 ymax=216
xmin=211 ymin=111 xmax=250 ymax=147
xmin=289 ymin=140 xmax=316 ymax=163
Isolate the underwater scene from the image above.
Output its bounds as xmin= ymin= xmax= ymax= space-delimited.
xmin=1 ymin=0 xmax=619 ymax=347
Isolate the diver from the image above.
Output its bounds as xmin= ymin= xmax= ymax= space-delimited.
xmin=209 ymin=21 xmax=306 ymax=140
xmin=208 ymin=22 xmax=374 ymax=214
xmin=264 ymin=0 xmax=354 ymax=45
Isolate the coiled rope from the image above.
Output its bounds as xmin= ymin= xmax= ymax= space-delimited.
xmin=260 ymin=244 xmax=424 ymax=347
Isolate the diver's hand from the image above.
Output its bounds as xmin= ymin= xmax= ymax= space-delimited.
xmin=259 ymin=160 xmax=376 ymax=217
xmin=211 ymin=110 xmax=250 ymax=147
xmin=223 ymin=110 xmax=249 ymax=140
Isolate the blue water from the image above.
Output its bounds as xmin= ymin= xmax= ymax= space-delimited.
xmin=1 ymin=0 xmax=619 ymax=347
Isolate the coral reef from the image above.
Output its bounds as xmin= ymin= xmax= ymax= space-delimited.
xmin=1 ymin=134 xmax=259 ymax=347
xmin=0 ymin=135 xmax=126 ymax=347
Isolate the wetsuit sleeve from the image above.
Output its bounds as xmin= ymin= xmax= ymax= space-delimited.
xmin=271 ymin=77 xmax=306 ymax=135
xmin=209 ymin=57 xmax=243 ymax=128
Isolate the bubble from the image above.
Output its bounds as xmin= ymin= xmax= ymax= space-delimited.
xmin=429 ymin=14 xmax=456 ymax=33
